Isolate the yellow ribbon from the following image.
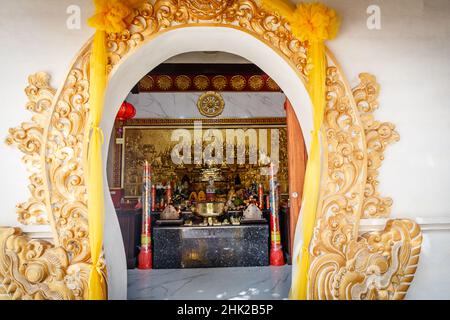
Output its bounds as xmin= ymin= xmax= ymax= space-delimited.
xmin=261 ymin=1 xmax=340 ymax=300
xmin=87 ymin=0 xmax=145 ymax=300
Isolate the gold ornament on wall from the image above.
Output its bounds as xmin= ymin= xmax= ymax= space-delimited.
xmin=138 ymin=75 xmax=154 ymax=91
xmin=248 ymin=75 xmax=264 ymax=91
xmin=266 ymin=77 xmax=280 ymax=91
xmin=230 ymin=75 xmax=247 ymax=91
xmin=0 ymin=227 xmax=91 ymax=300
xmin=5 ymin=72 xmax=54 ymax=225
xmin=2 ymin=0 xmax=422 ymax=300
xmin=193 ymin=75 xmax=210 ymax=90
xmin=197 ymin=91 xmax=225 ymax=117
xmin=212 ymin=75 xmax=227 ymax=91
xmin=156 ymin=75 xmax=173 ymax=90
xmin=352 ymin=73 xmax=400 ymax=218
xmin=175 ymin=75 xmax=191 ymax=91
xmin=307 ymin=67 xmax=421 ymax=300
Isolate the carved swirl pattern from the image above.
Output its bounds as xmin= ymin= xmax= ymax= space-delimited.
xmin=2 ymin=0 xmax=421 ymax=300
xmin=353 ymin=73 xmax=400 ymax=218
xmin=307 ymin=67 xmax=421 ymax=300
xmin=0 ymin=228 xmax=89 ymax=300
xmin=5 ymin=73 xmax=55 ymax=225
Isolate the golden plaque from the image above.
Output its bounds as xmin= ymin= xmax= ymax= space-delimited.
xmin=197 ymin=91 xmax=225 ymax=117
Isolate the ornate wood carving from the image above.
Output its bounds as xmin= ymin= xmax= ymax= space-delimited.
xmin=0 ymin=227 xmax=89 ymax=300
xmin=353 ymin=73 xmax=400 ymax=218
xmin=307 ymin=68 xmax=421 ymax=300
xmin=2 ymin=0 xmax=421 ymax=300
xmin=5 ymin=72 xmax=55 ymax=225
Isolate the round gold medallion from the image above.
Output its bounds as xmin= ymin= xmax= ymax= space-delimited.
xmin=139 ymin=75 xmax=154 ymax=91
xmin=157 ymin=75 xmax=173 ymax=91
xmin=193 ymin=75 xmax=210 ymax=90
xmin=266 ymin=77 xmax=280 ymax=91
xmin=175 ymin=75 xmax=191 ymax=91
xmin=212 ymin=75 xmax=227 ymax=91
xmin=230 ymin=75 xmax=247 ymax=91
xmin=197 ymin=91 xmax=225 ymax=118
xmin=248 ymin=75 xmax=264 ymax=91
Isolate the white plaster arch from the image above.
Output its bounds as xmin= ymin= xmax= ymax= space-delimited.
xmin=101 ymin=26 xmax=313 ymax=299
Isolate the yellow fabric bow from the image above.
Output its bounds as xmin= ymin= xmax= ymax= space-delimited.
xmin=88 ymin=0 xmax=145 ymax=33
xmin=291 ymin=3 xmax=340 ymax=42
xmin=261 ymin=1 xmax=340 ymax=42
xmin=261 ymin=0 xmax=340 ymax=300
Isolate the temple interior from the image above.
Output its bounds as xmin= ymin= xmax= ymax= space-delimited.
xmin=106 ymin=52 xmax=307 ymax=299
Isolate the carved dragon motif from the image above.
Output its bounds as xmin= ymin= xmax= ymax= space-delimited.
xmin=0 ymin=228 xmax=89 ymax=300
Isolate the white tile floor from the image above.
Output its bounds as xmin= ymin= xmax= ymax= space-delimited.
xmin=127 ymin=266 xmax=291 ymax=300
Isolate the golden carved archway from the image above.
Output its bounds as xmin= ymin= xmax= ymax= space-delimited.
xmin=1 ymin=0 xmax=422 ymax=300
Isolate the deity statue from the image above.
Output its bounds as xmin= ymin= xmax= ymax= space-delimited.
xmin=206 ymin=176 xmax=216 ymax=202
xmin=226 ymin=187 xmax=237 ymax=210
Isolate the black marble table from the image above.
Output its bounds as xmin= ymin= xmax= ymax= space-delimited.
xmin=152 ymin=224 xmax=269 ymax=269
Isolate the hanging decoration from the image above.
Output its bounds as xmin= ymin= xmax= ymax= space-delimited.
xmin=116 ymin=101 xmax=136 ymax=121
xmin=261 ymin=0 xmax=340 ymax=300
xmin=87 ymin=0 xmax=145 ymax=300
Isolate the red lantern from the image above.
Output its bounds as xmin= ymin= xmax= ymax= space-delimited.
xmin=117 ymin=101 xmax=136 ymax=121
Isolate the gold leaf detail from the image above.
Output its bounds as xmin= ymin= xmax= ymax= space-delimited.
xmin=353 ymin=73 xmax=400 ymax=218
xmin=230 ymin=75 xmax=246 ymax=91
xmin=156 ymin=75 xmax=173 ymax=91
xmin=266 ymin=77 xmax=280 ymax=91
xmin=212 ymin=75 xmax=227 ymax=91
xmin=193 ymin=75 xmax=210 ymax=90
xmin=248 ymin=75 xmax=264 ymax=91
xmin=175 ymin=75 xmax=191 ymax=91
xmin=5 ymin=72 xmax=55 ymax=225
xmin=0 ymin=227 xmax=89 ymax=300
xmin=139 ymin=75 xmax=154 ymax=91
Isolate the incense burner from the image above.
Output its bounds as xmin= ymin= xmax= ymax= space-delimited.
xmin=191 ymin=202 xmax=226 ymax=218
xmin=191 ymin=202 xmax=226 ymax=226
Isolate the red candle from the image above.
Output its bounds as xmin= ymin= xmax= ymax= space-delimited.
xmin=138 ymin=161 xmax=152 ymax=269
xmin=258 ymin=184 xmax=264 ymax=209
xmin=269 ymin=162 xmax=284 ymax=266
xmin=166 ymin=183 xmax=172 ymax=205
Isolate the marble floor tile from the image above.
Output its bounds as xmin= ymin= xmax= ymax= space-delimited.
xmin=127 ymin=266 xmax=291 ymax=300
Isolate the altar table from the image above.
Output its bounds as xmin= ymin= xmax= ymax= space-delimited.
xmin=152 ymin=224 xmax=269 ymax=269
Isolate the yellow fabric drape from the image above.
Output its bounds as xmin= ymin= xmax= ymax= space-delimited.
xmin=290 ymin=40 xmax=326 ymax=300
xmin=87 ymin=30 xmax=107 ymax=301
xmin=261 ymin=1 xmax=340 ymax=300
xmin=87 ymin=0 xmax=145 ymax=300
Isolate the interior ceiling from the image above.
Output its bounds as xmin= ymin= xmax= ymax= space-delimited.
xmin=163 ymin=51 xmax=252 ymax=64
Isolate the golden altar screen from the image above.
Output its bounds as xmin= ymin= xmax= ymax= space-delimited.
xmin=121 ymin=118 xmax=288 ymax=199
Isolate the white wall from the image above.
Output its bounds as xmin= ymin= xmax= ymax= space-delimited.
xmin=0 ymin=0 xmax=449 ymax=299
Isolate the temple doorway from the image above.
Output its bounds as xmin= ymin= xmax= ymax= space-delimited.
xmin=106 ymin=52 xmax=307 ymax=300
